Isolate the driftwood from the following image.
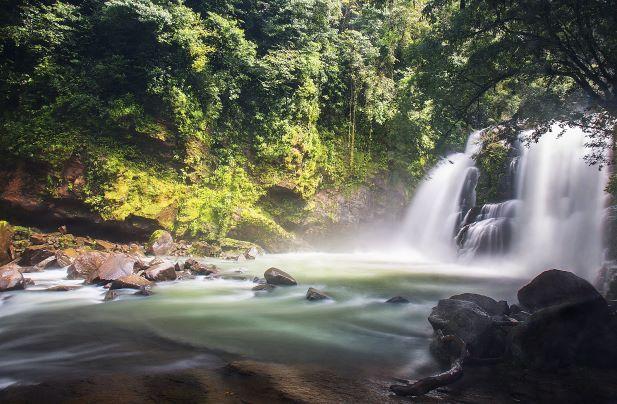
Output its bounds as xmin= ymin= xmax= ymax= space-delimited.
xmin=390 ymin=332 xmax=469 ymax=397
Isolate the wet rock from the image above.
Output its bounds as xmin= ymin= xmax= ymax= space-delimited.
xmin=94 ymin=239 xmax=115 ymax=251
xmin=0 ymin=221 xmax=14 ymax=265
xmin=253 ymin=277 xmax=267 ymax=284
xmin=451 ymin=293 xmax=509 ymax=316
xmin=306 ymin=287 xmax=331 ymax=301
xmin=510 ymin=270 xmax=616 ymax=369
xmin=252 ymin=284 xmax=275 ymax=292
xmin=428 ymin=298 xmax=507 ymax=359
xmin=147 ymin=230 xmax=174 ymax=256
xmin=66 ymin=251 xmax=109 ymax=282
xmin=17 ymin=245 xmax=55 ymax=266
xmin=176 ymin=270 xmax=196 ymax=280
xmin=104 ymin=289 xmax=118 ymax=301
xmin=134 ymin=285 xmax=154 ymax=296
xmin=97 ymin=254 xmax=137 ymax=282
xmin=182 ymin=259 xmax=220 ymax=276
xmin=145 ymin=261 xmax=177 ymax=282
xmin=264 ymin=267 xmax=297 ymax=286
xmin=45 ymin=285 xmax=81 ymax=292
xmin=518 ymin=269 xmax=604 ymax=312
xmin=245 ymin=247 xmax=259 ymax=260
xmin=110 ymin=274 xmax=154 ymax=290
xmin=29 ymin=233 xmax=47 ymax=245
xmin=386 ymin=296 xmax=410 ymax=304
xmin=0 ymin=267 xmax=26 ymax=291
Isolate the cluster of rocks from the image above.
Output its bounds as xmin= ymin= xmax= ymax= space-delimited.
xmin=427 ymin=269 xmax=617 ymax=370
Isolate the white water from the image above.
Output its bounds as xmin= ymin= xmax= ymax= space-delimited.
xmin=401 ymin=124 xmax=608 ymax=278
xmin=399 ymin=132 xmax=482 ymax=258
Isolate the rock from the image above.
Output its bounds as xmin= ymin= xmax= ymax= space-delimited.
xmin=253 ymin=277 xmax=267 ymax=284
xmin=252 ymin=284 xmax=275 ymax=292
xmin=135 ymin=285 xmax=154 ymax=296
xmin=110 ymin=274 xmax=154 ymax=290
xmin=45 ymin=285 xmax=82 ymax=292
xmin=306 ymin=287 xmax=331 ymax=301
xmin=17 ymin=245 xmax=55 ymax=266
xmin=264 ymin=267 xmax=297 ymax=286
xmin=145 ymin=261 xmax=177 ymax=281
xmin=29 ymin=233 xmax=47 ymax=245
xmin=104 ymin=289 xmax=118 ymax=301
xmin=596 ymin=262 xmax=617 ymax=300
xmin=245 ymin=247 xmax=259 ymax=260
xmin=176 ymin=270 xmax=196 ymax=280
xmin=55 ymin=250 xmax=74 ymax=267
xmin=66 ymin=252 xmax=135 ymax=283
xmin=518 ymin=269 xmax=604 ymax=312
xmin=510 ymin=270 xmax=616 ymax=369
xmin=128 ymin=243 xmax=145 ymax=256
xmin=0 ymin=221 xmax=14 ymax=265
xmin=147 ymin=230 xmax=174 ymax=256
xmin=0 ymin=267 xmax=26 ymax=291
xmin=58 ymin=225 xmax=67 ymax=234
xmin=386 ymin=296 xmax=410 ymax=304
xmin=428 ymin=298 xmax=507 ymax=359
xmin=94 ymin=239 xmax=115 ymax=251
xmin=451 ymin=293 xmax=509 ymax=316
xmin=183 ymin=259 xmax=220 ymax=276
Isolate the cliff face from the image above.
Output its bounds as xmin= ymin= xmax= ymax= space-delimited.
xmin=0 ymin=159 xmax=409 ymax=251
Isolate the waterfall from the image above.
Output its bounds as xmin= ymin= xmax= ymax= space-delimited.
xmin=401 ymin=124 xmax=608 ymax=278
xmin=399 ymin=132 xmax=481 ymax=259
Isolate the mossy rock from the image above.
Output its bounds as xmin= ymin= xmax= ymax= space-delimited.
xmin=227 ymin=209 xmax=293 ymax=253
xmin=0 ymin=221 xmax=14 ymax=265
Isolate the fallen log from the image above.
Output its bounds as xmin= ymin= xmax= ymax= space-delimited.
xmin=390 ymin=332 xmax=469 ymax=397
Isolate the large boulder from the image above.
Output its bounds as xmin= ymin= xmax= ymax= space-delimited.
xmin=110 ymin=274 xmax=154 ymax=290
xmin=518 ymin=269 xmax=604 ymax=312
xmin=145 ymin=261 xmax=177 ymax=281
xmin=510 ymin=269 xmax=616 ymax=369
xmin=147 ymin=230 xmax=174 ymax=256
xmin=67 ymin=252 xmax=135 ymax=283
xmin=451 ymin=293 xmax=509 ymax=316
xmin=17 ymin=245 xmax=55 ymax=266
xmin=0 ymin=221 xmax=14 ymax=265
xmin=182 ymin=259 xmax=220 ymax=276
xmin=264 ymin=267 xmax=297 ymax=286
xmin=0 ymin=267 xmax=26 ymax=291
xmin=428 ymin=297 xmax=508 ymax=359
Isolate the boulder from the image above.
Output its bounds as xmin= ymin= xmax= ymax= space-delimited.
xmin=135 ymin=285 xmax=154 ymax=296
xmin=29 ymin=233 xmax=47 ymax=245
xmin=451 ymin=293 xmax=509 ymax=315
xmin=306 ymin=287 xmax=331 ymax=301
xmin=264 ymin=267 xmax=297 ymax=286
xmin=17 ymin=245 xmax=55 ymax=266
xmin=110 ymin=274 xmax=154 ymax=290
xmin=147 ymin=230 xmax=174 ymax=256
xmin=145 ymin=261 xmax=177 ymax=281
xmin=428 ymin=298 xmax=507 ymax=359
xmin=0 ymin=221 xmax=14 ymax=265
xmin=67 ymin=251 xmax=109 ymax=281
xmin=176 ymin=270 xmax=196 ymax=280
xmin=518 ymin=269 xmax=605 ymax=312
xmin=94 ymin=239 xmax=115 ymax=251
xmin=97 ymin=254 xmax=136 ymax=282
xmin=0 ymin=267 xmax=26 ymax=291
xmin=510 ymin=270 xmax=616 ymax=369
xmin=182 ymin=259 xmax=220 ymax=276
xmin=386 ymin=296 xmax=410 ymax=304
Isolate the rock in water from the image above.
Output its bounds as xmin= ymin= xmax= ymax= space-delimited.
xmin=145 ymin=261 xmax=177 ymax=281
xmin=252 ymin=284 xmax=275 ymax=292
xmin=97 ymin=254 xmax=136 ymax=282
xmin=110 ymin=274 xmax=154 ymax=290
xmin=67 ymin=251 xmax=108 ymax=281
xmin=0 ymin=267 xmax=26 ymax=291
xmin=510 ymin=269 xmax=616 ymax=369
xmin=0 ymin=221 xmax=14 ymax=266
xmin=104 ymin=289 xmax=118 ymax=301
xmin=135 ymin=285 xmax=154 ymax=296
xmin=518 ymin=269 xmax=604 ymax=312
xmin=147 ymin=230 xmax=174 ymax=256
xmin=306 ymin=287 xmax=331 ymax=301
xmin=386 ymin=296 xmax=410 ymax=304
xmin=450 ymin=293 xmax=509 ymax=315
xmin=17 ymin=245 xmax=55 ymax=266
xmin=264 ymin=267 xmax=297 ymax=286
xmin=428 ymin=298 xmax=507 ymax=359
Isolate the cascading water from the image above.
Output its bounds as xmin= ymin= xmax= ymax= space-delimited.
xmin=401 ymin=124 xmax=608 ymax=278
xmin=399 ymin=132 xmax=481 ymax=259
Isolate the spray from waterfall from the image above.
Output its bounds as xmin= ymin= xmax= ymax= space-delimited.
xmin=400 ymin=124 xmax=608 ymax=278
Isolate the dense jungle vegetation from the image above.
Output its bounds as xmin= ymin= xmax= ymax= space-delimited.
xmin=1 ymin=0 xmax=616 ymax=246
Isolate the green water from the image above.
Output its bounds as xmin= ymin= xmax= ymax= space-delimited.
xmin=0 ymin=252 xmax=525 ymax=388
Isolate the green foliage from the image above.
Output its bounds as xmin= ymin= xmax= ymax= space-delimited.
xmin=474 ymin=131 xmax=511 ymax=205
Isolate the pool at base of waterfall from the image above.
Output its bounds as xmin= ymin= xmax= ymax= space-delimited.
xmin=0 ymin=252 xmax=526 ymax=392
